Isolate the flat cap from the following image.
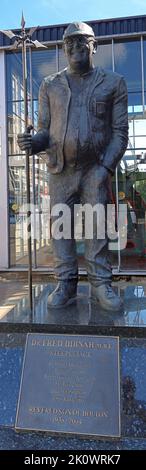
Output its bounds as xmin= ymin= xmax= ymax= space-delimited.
xmin=63 ymin=22 xmax=95 ymax=40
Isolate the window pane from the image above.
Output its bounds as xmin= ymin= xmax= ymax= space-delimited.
xmin=128 ymin=117 xmax=146 ymax=150
xmin=7 ymin=41 xmax=146 ymax=271
xmin=143 ymin=40 xmax=146 ymax=109
xmin=6 ymin=51 xmax=31 ymax=101
xmin=118 ymin=149 xmax=146 ymax=271
xmin=58 ymin=46 xmax=68 ymax=71
xmin=7 ymin=100 xmax=32 ymax=155
xmin=134 ymin=136 xmax=146 ymax=149
xmin=0 ymin=128 xmax=1 ymax=157
xmin=33 ymin=99 xmax=38 ymax=130
xmin=114 ymin=40 xmax=142 ymax=93
xmin=9 ymin=155 xmax=27 ymax=265
xmin=143 ymin=39 xmax=146 ymax=90
xmin=31 ymin=48 xmax=57 ymax=99
xmin=132 ymin=119 xmax=146 ymax=136
xmin=128 ymin=93 xmax=143 ymax=115
xmin=93 ymin=42 xmax=113 ymax=70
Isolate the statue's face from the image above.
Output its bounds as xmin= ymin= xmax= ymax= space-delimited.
xmin=63 ymin=35 xmax=95 ymax=73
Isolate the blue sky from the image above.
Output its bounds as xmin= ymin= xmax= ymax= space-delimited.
xmin=0 ymin=0 xmax=146 ymax=30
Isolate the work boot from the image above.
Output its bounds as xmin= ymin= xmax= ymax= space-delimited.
xmin=91 ymin=284 xmax=123 ymax=312
xmin=48 ymin=280 xmax=77 ymax=309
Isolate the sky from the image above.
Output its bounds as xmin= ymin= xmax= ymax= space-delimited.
xmin=0 ymin=0 xmax=146 ymax=30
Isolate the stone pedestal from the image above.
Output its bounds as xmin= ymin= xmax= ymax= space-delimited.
xmin=0 ymin=281 xmax=146 ymax=450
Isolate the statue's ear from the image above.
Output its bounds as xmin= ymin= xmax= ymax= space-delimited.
xmin=93 ymin=40 xmax=98 ymax=54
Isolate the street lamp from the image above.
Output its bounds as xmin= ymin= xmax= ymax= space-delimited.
xmin=1 ymin=13 xmax=47 ymax=312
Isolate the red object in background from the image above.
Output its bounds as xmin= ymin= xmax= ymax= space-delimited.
xmin=44 ymin=187 xmax=49 ymax=195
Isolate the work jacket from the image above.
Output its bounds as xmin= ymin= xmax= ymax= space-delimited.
xmin=32 ymin=67 xmax=128 ymax=174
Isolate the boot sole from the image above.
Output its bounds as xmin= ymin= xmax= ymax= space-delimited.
xmin=48 ymin=295 xmax=77 ymax=309
xmin=90 ymin=295 xmax=123 ymax=312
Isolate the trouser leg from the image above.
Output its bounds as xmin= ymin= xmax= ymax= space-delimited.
xmin=81 ymin=164 xmax=112 ymax=286
xmin=49 ymin=168 xmax=80 ymax=282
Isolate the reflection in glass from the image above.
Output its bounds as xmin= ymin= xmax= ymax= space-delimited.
xmin=93 ymin=42 xmax=112 ymax=70
xmin=31 ymin=48 xmax=56 ymax=98
xmin=0 ymin=128 xmax=2 ymax=157
xmin=128 ymin=93 xmax=143 ymax=115
xmin=114 ymin=40 xmax=142 ymax=93
xmin=128 ymin=118 xmax=146 ymax=150
xmin=33 ymin=100 xmax=38 ymax=131
xmin=6 ymin=38 xmax=146 ymax=270
xmin=58 ymin=45 xmax=68 ymax=71
xmin=143 ymin=39 xmax=146 ymax=90
xmin=9 ymin=155 xmax=27 ymax=265
xmin=6 ymin=51 xmax=31 ymax=101
xmin=8 ymin=100 xmax=32 ymax=156
xmin=117 ymin=147 xmax=146 ymax=270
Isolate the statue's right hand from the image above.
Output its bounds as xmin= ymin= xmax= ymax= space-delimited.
xmin=17 ymin=132 xmax=32 ymax=152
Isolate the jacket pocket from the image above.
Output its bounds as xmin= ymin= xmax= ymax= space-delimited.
xmin=89 ymin=99 xmax=106 ymax=117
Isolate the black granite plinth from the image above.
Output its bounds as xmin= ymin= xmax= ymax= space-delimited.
xmin=0 ymin=333 xmax=146 ymax=447
xmin=0 ymin=427 xmax=146 ymax=450
xmin=0 ymin=280 xmax=146 ymax=449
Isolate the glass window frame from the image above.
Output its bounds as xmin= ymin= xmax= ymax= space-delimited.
xmin=6 ymin=34 xmax=146 ymax=271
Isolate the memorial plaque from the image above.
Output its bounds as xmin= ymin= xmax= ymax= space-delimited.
xmin=15 ymin=334 xmax=120 ymax=437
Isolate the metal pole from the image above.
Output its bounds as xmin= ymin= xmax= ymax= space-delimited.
xmin=29 ymin=46 xmax=37 ymax=268
xmin=0 ymin=18 xmax=47 ymax=311
xmin=22 ymin=30 xmax=33 ymax=311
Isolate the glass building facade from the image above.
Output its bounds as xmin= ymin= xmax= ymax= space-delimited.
xmin=1 ymin=17 xmax=146 ymax=273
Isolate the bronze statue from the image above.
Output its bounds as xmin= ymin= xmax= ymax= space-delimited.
xmin=18 ymin=21 xmax=128 ymax=311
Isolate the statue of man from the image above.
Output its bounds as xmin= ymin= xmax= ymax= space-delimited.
xmin=18 ymin=21 xmax=128 ymax=311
